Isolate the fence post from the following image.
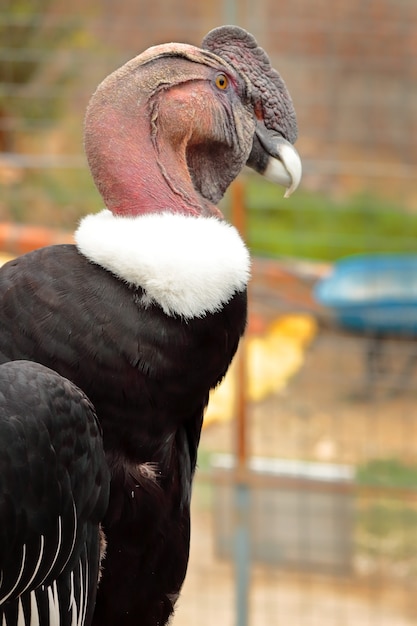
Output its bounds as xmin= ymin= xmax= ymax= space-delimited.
xmin=231 ymin=179 xmax=251 ymax=626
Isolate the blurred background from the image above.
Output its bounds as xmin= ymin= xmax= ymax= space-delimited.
xmin=1 ymin=1 xmax=417 ymax=624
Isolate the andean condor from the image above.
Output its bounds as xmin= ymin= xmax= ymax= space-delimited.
xmin=0 ymin=25 xmax=301 ymax=626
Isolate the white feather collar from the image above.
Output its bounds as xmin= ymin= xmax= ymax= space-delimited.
xmin=75 ymin=209 xmax=250 ymax=319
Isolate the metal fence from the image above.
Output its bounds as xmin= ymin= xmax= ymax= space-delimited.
xmin=1 ymin=2 xmax=417 ymax=625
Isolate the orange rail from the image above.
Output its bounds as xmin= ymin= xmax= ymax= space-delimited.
xmin=0 ymin=222 xmax=74 ymax=256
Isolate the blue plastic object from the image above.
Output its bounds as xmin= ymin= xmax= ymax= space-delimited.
xmin=314 ymin=254 xmax=417 ymax=334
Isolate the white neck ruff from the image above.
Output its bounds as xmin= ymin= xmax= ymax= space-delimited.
xmin=75 ymin=210 xmax=250 ymax=319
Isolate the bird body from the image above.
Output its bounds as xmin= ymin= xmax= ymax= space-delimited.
xmin=0 ymin=360 xmax=109 ymax=626
xmin=0 ymin=241 xmax=247 ymax=624
xmin=0 ymin=26 xmax=301 ymax=625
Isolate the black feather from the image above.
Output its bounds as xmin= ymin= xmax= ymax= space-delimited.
xmin=0 ymin=245 xmax=247 ymax=625
xmin=0 ymin=360 xmax=110 ymax=625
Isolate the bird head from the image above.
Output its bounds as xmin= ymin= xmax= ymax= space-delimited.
xmin=84 ymin=26 xmax=301 ymax=218
xmin=202 ymin=25 xmax=301 ymax=198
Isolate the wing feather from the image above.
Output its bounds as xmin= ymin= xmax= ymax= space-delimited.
xmin=0 ymin=361 xmax=110 ymax=625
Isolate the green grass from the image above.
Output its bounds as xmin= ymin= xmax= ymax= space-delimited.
xmin=355 ymin=459 xmax=417 ymax=569
xmin=224 ymin=177 xmax=417 ymax=261
xmin=357 ymin=458 xmax=417 ymax=490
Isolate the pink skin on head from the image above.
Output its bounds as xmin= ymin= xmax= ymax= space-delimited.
xmin=84 ymin=51 xmax=243 ymax=220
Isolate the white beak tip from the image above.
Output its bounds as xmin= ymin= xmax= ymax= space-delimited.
xmin=264 ymin=144 xmax=302 ymax=197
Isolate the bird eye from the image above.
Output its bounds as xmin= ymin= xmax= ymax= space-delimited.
xmin=215 ymin=73 xmax=229 ymax=90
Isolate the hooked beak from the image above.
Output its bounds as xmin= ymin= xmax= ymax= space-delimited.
xmin=247 ymin=121 xmax=302 ymax=198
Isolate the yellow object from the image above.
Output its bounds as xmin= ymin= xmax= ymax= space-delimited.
xmin=0 ymin=253 xmax=13 ymax=267
xmin=204 ymin=313 xmax=317 ymax=426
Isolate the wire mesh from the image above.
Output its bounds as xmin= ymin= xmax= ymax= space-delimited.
xmin=1 ymin=2 xmax=417 ymax=624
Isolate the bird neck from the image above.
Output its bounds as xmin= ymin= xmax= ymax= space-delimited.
xmin=84 ymin=94 xmax=222 ymax=219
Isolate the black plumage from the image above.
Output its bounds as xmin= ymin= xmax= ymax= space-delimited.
xmin=0 ymin=25 xmax=300 ymax=626
xmin=0 ymin=246 xmax=247 ymax=625
xmin=0 ymin=360 xmax=109 ymax=626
